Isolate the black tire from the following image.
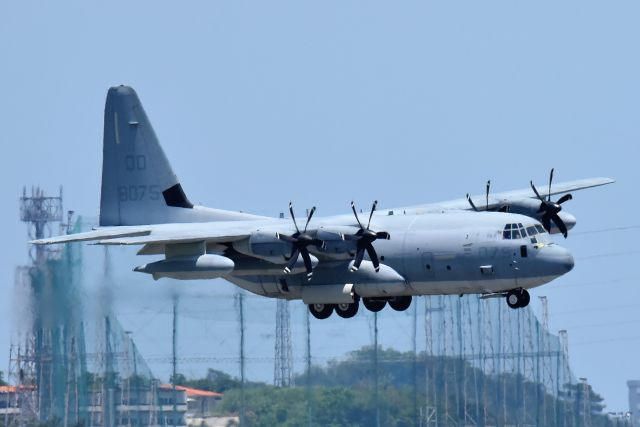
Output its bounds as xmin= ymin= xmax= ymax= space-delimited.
xmin=506 ymin=290 xmax=520 ymax=309
xmin=506 ymin=289 xmax=530 ymax=309
xmin=389 ymin=296 xmax=412 ymax=312
xmin=519 ymin=289 xmax=530 ymax=307
xmin=309 ymin=303 xmax=334 ymax=319
xmin=335 ymin=300 xmax=359 ymax=319
xmin=363 ymin=298 xmax=386 ymax=312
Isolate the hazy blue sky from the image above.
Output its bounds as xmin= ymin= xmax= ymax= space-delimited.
xmin=1 ymin=0 xmax=639 ymax=412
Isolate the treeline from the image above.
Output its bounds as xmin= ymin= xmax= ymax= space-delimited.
xmin=175 ymin=346 xmax=619 ymax=427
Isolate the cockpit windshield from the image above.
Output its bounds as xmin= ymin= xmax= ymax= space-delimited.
xmin=503 ymin=223 xmax=547 ymax=241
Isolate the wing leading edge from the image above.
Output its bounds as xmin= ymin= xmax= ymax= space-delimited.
xmin=394 ymin=177 xmax=615 ymax=214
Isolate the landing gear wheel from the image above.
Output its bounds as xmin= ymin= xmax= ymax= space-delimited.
xmin=389 ymin=296 xmax=412 ymax=311
xmin=506 ymin=289 xmax=530 ymax=309
xmin=519 ymin=289 xmax=530 ymax=307
xmin=309 ymin=303 xmax=334 ymax=319
xmin=335 ymin=300 xmax=359 ymax=319
xmin=363 ymin=298 xmax=386 ymax=312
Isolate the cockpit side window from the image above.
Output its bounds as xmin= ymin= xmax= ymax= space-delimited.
xmin=535 ymin=225 xmax=546 ymax=234
xmin=526 ymin=226 xmax=537 ymax=236
xmin=511 ymin=229 xmax=521 ymax=239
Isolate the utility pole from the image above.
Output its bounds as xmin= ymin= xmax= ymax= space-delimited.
xmin=306 ymin=309 xmax=312 ymax=427
xmin=172 ymin=295 xmax=178 ymax=427
xmin=236 ymin=292 xmax=246 ymax=426
xmin=374 ymin=312 xmax=380 ymax=427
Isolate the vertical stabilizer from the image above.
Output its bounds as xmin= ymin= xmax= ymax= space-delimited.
xmin=99 ymin=86 xmax=263 ymax=226
xmin=100 ymin=86 xmax=192 ymax=226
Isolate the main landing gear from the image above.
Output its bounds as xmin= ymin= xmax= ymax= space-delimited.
xmin=308 ymin=296 xmax=413 ymax=320
xmin=506 ymin=288 xmax=530 ymax=309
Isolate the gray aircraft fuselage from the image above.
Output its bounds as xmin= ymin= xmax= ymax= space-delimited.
xmin=222 ymin=210 xmax=573 ymax=304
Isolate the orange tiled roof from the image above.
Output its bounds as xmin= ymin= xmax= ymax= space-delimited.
xmin=0 ymin=386 xmax=17 ymax=393
xmin=160 ymin=384 xmax=222 ymax=398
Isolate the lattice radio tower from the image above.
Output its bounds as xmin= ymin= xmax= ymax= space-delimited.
xmin=274 ymin=299 xmax=293 ymax=387
xmin=19 ymin=186 xmax=65 ymax=262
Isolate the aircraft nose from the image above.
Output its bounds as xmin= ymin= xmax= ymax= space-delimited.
xmin=539 ymin=244 xmax=574 ymax=276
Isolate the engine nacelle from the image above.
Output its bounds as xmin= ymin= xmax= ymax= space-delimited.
xmin=503 ymin=198 xmax=543 ymax=218
xmin=314 ymin=226 xmax=359 ymax=259
xmin=134 ymin=254 xmax=235 ymax=280
xmin=233 ymin=231 xmax=290 ymax=264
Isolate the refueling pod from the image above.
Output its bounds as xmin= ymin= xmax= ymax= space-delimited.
xmin=134 ymin=254 xmax=235 ymax=280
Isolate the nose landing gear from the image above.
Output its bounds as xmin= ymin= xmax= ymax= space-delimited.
xmin=506 ymin=288 xmax=530 ymax=309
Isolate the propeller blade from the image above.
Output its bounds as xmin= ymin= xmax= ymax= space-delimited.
xmin=548 ymin=168 xmax=554 ymax=202
xmin=551 ymin=214 xmax=568 ymax=238
xmin=351 ymin=247 xmax=365 ymax=272
xmin=557 ymin=194 xmax=573 ymax=205
xmin=351 ymin=201 xmax=363 ymax=229
xmin=283 ymin=248 xmax=300 ymax=274
xmin=530 ymin=181 xmax=545 ymax=202
xmin=289 ymin=202 xmax=300 ymax=233
xmin=466 ymin=194 xmax=479 ymax=212
xmin=376 ymin=231 xmax=390 ymax=240
xmin=485 ymin=180 xmax=491 ymax=210
xmin=300 ymin=249 xmax=314 ymax=279
xmin=343 ymin=234 xmax=360 ymax=241
xmin=541 ymin=214 xmax=552 ymax=233
xmin=367 ymin=200 xmax=378 ymax=229
xmin=303 ymin=206 xmax=316 ymax=232
xmin=365 ymin=244 xmax=380 ymax=272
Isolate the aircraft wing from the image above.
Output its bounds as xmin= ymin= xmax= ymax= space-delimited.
xmin=395 ymin=177 xmax=615 ymax=213
xmin=31 ymin=220 xmax=277 ymax=246
xmin=30 ymin=226 xmax=153 ymax=244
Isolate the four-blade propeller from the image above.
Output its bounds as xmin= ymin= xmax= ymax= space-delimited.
xmin=467 ymin=180 xmax=491 ymax=212
xmin=345 ymin=200 xmax=391 ymax=272
xmin=278 ymin=203 xmax=324 ymax=280
xmin=530 ymin=168 xmax=573 ymax=238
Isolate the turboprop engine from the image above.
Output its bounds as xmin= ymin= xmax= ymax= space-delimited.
xmin=232 ymin=231 xmax=320 ymax=270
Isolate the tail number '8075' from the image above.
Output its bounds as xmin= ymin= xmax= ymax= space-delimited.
xmin=118 ymin=185 xmax=161 ymax=202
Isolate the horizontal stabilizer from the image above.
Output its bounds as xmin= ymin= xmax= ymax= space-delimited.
xmin=31 ymin=227 xmax=151 ymax=245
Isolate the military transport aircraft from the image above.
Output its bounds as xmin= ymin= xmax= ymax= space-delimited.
xmin=33 ymin=86 xmax=615 ymax=319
